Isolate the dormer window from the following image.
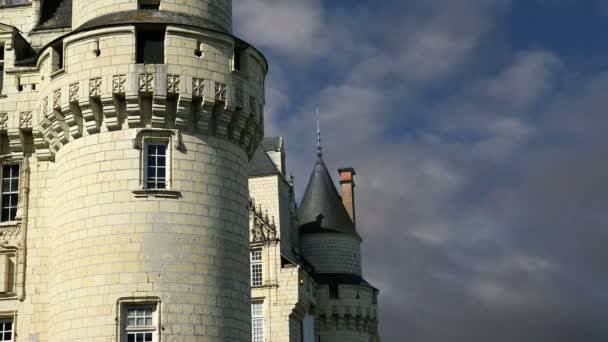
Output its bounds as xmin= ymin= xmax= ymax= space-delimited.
xmin=139 ymin=0 xmax=160 ymax=10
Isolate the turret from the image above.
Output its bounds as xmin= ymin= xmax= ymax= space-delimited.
xmin=0 ymin=0 xmax=267 ymax=341
xmin=298 ymin=122 xmax=380 ymax=341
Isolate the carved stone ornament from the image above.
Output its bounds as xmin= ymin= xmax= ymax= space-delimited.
xmin=42 ymin=97 xmax=49 ymax=117
xmin=53 ymin=89 xmax=61 ymax=109
xmin=193 ymin=78 xmax=205 ymax=98
xmin=89 ymin=77 xmax=102 ymax=97
xmin=69 ymin=82 xmax=79 ymax=103
xmin=0 ymin=113 xmax=7 ymax=130
xmin=19 ymin=112 xmax=32 ymax=128
xmin=167 ymin=75 xmax=180 ymax=94
xmin=112 ymin=75 xmax=126 ymax=94
xmin=215 ymin=82 xmax=227 ymax=102
xmin=139 ymin=74 xmax=154 ymax=93
xmin=250 ymin=96 xmax=257 ymax=115
xmin=249 ymin=199 xmax=278 ymax=244
xmin=235 ymin=81 xmax=244 ymax=108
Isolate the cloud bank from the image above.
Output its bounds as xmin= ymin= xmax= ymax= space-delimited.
xmin=236 ymin=1 xmax=608 ymax=340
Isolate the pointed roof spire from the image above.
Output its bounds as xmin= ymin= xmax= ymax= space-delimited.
xmin=316 ymin=107 xmax=323 ymax=158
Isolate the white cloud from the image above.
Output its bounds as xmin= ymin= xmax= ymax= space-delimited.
xmin=234 ymin=0 xmax=327 ymax=59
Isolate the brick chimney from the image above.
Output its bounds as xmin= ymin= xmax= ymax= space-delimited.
xmin=338 ymin=167 xmax=356 ymax=226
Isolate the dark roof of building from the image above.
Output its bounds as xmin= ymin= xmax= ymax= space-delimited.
xmin=312 ymin=273 xmax=377 ymax=291
xmin=35 ymin=0 xmax=72 ymax=31
xmin=260 ymin=136 xmax=282 ymax=152
xmin=248 ymin=144 xmax=281 ymax=177
xmin=298 ymin=156 xmax=361 ymax=240
xmin=76 ymin=10 xmax=228 ymax=33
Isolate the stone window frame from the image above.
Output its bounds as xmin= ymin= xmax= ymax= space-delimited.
xmin=132 ymin=129 xmax=182 ymax=199
xmin=0 ymin=248 xmax=17 ymax=300
xmin=116 ymin=297 xmax=161 ymax=342
xmin=143 ymin=143 xmax=168 ymax=190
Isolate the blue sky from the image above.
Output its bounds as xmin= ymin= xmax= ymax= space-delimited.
xmin=235 ymin=1 xmax=608 ymax=340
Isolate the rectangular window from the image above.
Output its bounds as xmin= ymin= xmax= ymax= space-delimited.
xmin=136 ymin=30 xmax=165 ymax=64
xmin=1 ymin=165 xmax=19 ymax=222
xmin=250 ymin=249 xmax=262 ymax=287
xmin=0 ymin=44 xmax=4 ymax=95
xmin=125 ymin=306 xmax=155 ymax=342
xmin=0 ymin=319 xmax=12 ymax=342
xmin=145 ymin=144 xmax=167 ymax=189
xmin=329 ymin=284 xmax=339 ymax=299
xmin=251 ymin=302 xmax=264 ymax=342
xmin=139 ymin=0 xmax=160 ymax=10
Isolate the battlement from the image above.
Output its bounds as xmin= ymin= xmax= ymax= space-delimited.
xmin=0 ymin=23 xmax=266 ymax=161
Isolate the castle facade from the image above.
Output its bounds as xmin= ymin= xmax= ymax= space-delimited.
xmin=0 ymin=0 xmax=379 ymax=340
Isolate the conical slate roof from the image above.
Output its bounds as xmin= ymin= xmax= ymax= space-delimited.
xmin=298 ymin=156 xmax=361 ymax=240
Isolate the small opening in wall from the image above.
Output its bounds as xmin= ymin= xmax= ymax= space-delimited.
xmin=329 ymin=284 xmax=339 ymax=299
xmin=233 ymin=48 xmax=242 ymax=71
xmin=52 ymin=41 xmax=64 ymax=71
xmin=136 ymin=28 xmax=165 ymax=64
xmin=0 ymin=45 xmax=4 ymax=61
xmin=139 ymin=0 xmax=160 ymax=10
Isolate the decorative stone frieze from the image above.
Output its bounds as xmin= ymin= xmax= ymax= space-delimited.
xmin=215 ymin=82 xmax=227 ymax=102
xmin=89 ymin=77 xmax=102 ymax=97
xmin=235 ymin=80 xmax=244 ymax=108
xmin=139 ymin=74 xmax=154 ymax=93
xmin=112 ymin=75 xmax=126 ymax=94
xmin=249 ymin=198 xmax=278 ymax=244
xmin=19 ymin=112 xmax=32 ymax=128
xmin=69 ymin=82 xmax=79 ymax=103
xmin=0 ymin=113 xmax=7 ymax=130
xmin=167 ymin=75 xmax=180 ymax=94
xmin=53 ymin=89 xmax=61 ymax=109
xmin=193 ymin=78 xmax=205 ymax=98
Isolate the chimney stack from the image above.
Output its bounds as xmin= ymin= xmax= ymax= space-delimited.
xmin=338 ymin=167 xmax=356 ymax=226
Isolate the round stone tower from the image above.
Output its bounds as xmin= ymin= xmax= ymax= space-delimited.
xmin=33 ymin=1 xmax=266 ymax=340
xmin=299 ymin=150 xmax=380 ymax=341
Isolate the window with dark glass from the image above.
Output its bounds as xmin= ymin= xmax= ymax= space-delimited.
xmin=145 ymin=144 xmax=167 ymax=189
xmin=136 ymin=29 xmax=165 ymax=64
xmin=1 ymin=165 xmax=19 ymax=222
xmin=329 ymin=284 xmax=339 ymax=299
xmin=139 ymin=0 xmax=160 ymax=10
xmin=0 ymin=319 xmax=12 ymax=342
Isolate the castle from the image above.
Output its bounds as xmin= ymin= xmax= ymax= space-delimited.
xmin=0 ymin=0 xmax=380 ymax=341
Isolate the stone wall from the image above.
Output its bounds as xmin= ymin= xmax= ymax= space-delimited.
xmin=49 ymin=129 xmax=251 ymax=341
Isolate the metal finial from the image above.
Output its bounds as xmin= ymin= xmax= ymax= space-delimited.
xmin=316 ymin=107 xmax=323 ymax=158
